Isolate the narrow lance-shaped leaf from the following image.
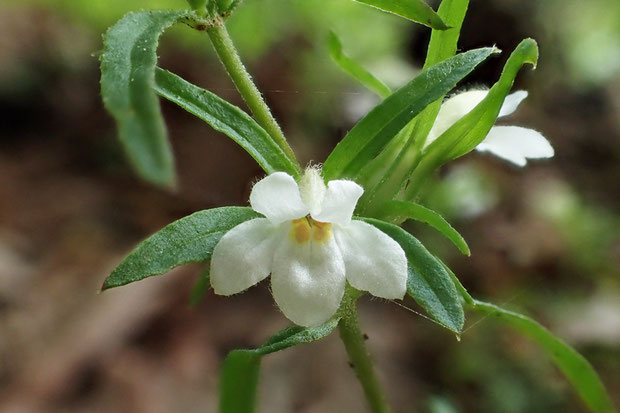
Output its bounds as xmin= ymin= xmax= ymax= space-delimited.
xmin=470 ymin=300 xmax=616 ymax=413
xmin=425 ymin=39 xmax=539 ymax=164
xmin=102 ymin=207 xmax=260 ymax=290
xmin=362 ymin=218 xmax=464 ymax=334
xmin=100 ymin=10 xmax=196 ymax=188
xmin=220 ymin=319 xmax=340 ymax=413
xmin=376 ymin=200 xmax=470 ymax=256
xmin=328 ymin=31 xmax=392 ymax=99
xmin=323 ymin=47 xmax=498 ymax=181
xmin=408 ymin=0 xmax=471 ymax=151
xmin=354 ymin=0 xmax=449 ymax=30
xmin=154 ymin=68 xmax=301 ymax=179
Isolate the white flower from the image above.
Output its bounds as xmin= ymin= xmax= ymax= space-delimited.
xmin=210 ymin=169 xmax=408 ymax=327
xmin=426 ymin=90 xmax=554 ymax=166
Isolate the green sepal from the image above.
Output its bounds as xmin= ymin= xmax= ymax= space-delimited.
xmin=100 ymin=10 xmax=197 ymax=188
xmin=469 ymin=300 xmax=616 ymax=413
xmin=323 ymin=46 xmax=499 ymax=181
xmin=154 ymin=68 xmax=300 ymax=179
xmin=102 ymin=207 xmax=260 ymax=290
xmin=354 ymin=0 xmax=449 ymax=30
xmin=219 ymin=319 xmax=340 ymax=413
xmin=376 ymin=200 xmax=470 ymax=256
xmin=362 ymin=218 xmax=464 ymax=334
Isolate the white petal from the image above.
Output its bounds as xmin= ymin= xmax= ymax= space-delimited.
xmin=270 ymin=231 xmax=346 ymax=327
xmin=426 ymin=90 xmax=529 ymax=147
xmin=334 ymin=221 xmax=407 ymax=299
xmin=249 ymin=172 xmax=309 ymax=225
xmin=499 ymin=90 xmax=528 ymax=117
xmin=426 ymin=90 xmax=489 ymax=146
xmin=210 ymin=218 xmax=282 ymax=295
xmin=476 ymin=126 xmax=554 ymax=166
xmin=312 ymin=180 xmax=364 ymax=226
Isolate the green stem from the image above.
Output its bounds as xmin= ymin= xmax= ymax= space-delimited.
xmin=338 ymin=293 xmax=393 ymax=413
xmin=207 ymin=19 xmax=300 ymax=170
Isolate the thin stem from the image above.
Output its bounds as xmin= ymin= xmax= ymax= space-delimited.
xmin=206 ymin=19 xmax=300 ymax=170
xmin=338 ymin=293 xmax=393 ymax=413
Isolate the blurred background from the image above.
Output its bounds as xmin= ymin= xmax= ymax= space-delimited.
xmin=0 ymin=0 xmax=619 ymax=411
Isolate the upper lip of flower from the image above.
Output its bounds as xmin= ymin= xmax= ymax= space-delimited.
xmin=210 ymin=170 xmax=408 ymax=327
xmin=426 ymin=89 xmax=554 ymax=166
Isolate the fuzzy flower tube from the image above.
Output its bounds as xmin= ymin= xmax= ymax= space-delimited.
xmin=210 ymin=168 xmax=408 ymax=327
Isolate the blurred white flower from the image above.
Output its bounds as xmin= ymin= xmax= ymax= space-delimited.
xmin=426 ymin=90 xmax=554 ymax=166
xmin=210 ymin=169 xmax=408 ymax=327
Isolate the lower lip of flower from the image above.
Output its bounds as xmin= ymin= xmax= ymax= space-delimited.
xmin=290 ymin=217 xmax=333 ymax=245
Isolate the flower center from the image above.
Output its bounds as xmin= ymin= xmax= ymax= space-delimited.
xmin=290 ymin=216 xmax=332 ymax=245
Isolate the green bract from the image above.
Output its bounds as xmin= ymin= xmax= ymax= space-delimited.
xmin=323 ymin=46 xmax=499 ymax=181
xmin=376 ymin=200 xmax=470 ymax=256
xmin=102 ymin=207 xmax=260 ymax=290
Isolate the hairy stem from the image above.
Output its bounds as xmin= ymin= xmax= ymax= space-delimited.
xmin=207 ymin=19 xmax=300 ymax=169
xmin=338 ymin=293 xmax=393 ymax=413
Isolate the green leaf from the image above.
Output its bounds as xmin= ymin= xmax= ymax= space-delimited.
xmin=189 ymin=266 xmax=211 ymax=307
xmin=376 ymin=200 xmax=470 ymax=255
xmin=219 ymin=319 xmax=339 ymax=413
xmin=328 ymin=31 xmax=392 ymax=99
xmin=425 ymin=39 xmax=539 ymax=164
xmin=407 ymin=0 xmax=471 ymax=152
xmin=154 ymin=68 xmax=301 ymax=179
xmin=100 ymin=10 xmax=193 ymax=188
xmin=424 ymin=0 xmax=470 ymax=68
xmin=220 ymin=350 xmax=261 ymax=413
xmin=470 ymin=300 xmax=616 ymax=413
xmin=362 ymin=218 xmax=464 ymax=334
xmin=323 ymin=46 xmax=498 ymax=181
xmin=102 ymin=207 xmax=259 ymax=290
xmin=354 ymin=0 xmax=449 ymax=30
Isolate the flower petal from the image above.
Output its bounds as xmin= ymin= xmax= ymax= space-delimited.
xmin=426 ymin=90 xmax=489 ymax=146
xmin=250 ymin=172 xmax=309 ymax=225
xmin=498 ymin=90 xmax=528 ymax=117
xmin=311 ymin=180 xmax=364 ymax=226
xmin=210 ymin=218 xmax=282 ymax=295
xmin=426 ymin=90 xmax=528 ymax=147
xmin=270 ymin=231 xmax=346 ymax=327
xmin=476 ymin=126 xmax=554 ymax=166
xmin=334 ymin=221 xmax=407 ymax=299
